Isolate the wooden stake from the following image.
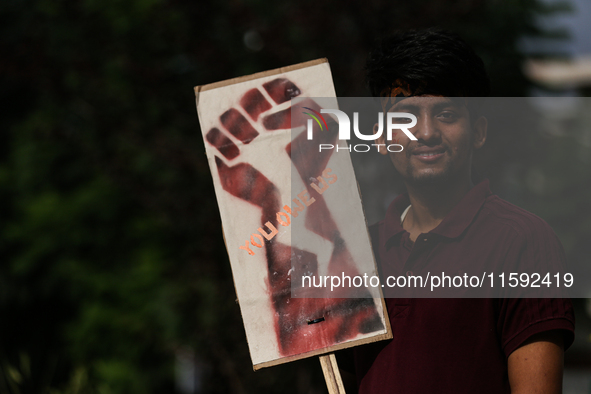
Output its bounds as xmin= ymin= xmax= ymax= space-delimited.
xmin=319 ymin=353 xmax=346 ymax=394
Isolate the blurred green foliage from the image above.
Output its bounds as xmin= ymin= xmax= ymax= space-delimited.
xmin=0 ymin=0 xmax=585 ymax=393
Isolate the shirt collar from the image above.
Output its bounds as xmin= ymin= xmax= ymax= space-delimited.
xmin=383 ymin=179 xmax=492 ymax=241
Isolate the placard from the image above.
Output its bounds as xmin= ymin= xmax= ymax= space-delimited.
xmin=195 ymin=59 xmax=391 ymax=369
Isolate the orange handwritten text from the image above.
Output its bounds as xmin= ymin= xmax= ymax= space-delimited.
xmin=239 ymin=168 xmax=337 ymax=256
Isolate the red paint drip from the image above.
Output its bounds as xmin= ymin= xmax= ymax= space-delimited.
xmin=206 ymin=128 xmax=240 ymax=160
xmin=263 ymin=78 xmax=301 ymax=104
xmin=220 ymin=108 xmax=259 ymax=144
xmin=240 ymin=88 xmax=272 ymax=121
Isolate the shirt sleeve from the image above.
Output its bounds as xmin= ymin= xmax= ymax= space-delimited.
xmin=498 ymin=297 xmax=575 ymax=357
xmin=496 ymin=216 xmax=575 ymax=357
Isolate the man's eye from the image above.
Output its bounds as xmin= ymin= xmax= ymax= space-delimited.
xmin=437 ymin=112 xmax=458 ymax=122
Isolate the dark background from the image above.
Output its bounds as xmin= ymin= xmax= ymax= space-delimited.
xmin=1 ymin=0 xmax=590 ymax=393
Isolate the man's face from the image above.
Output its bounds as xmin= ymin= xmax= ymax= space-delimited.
xmin=377 ymin=96 xmax=486 ymax=187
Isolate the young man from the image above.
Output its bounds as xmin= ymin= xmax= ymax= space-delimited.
xmin=339 ymin=29 xmax=575 ymax=393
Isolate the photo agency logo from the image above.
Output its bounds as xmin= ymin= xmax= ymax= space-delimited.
xmin=304 ymin=107 xmax=418 ymax=153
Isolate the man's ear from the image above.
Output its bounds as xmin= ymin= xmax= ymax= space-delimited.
xmin=473 ymin=116 xmax=487 ymax=149
xmin=375 ymin=123 xmax=388 ymax=155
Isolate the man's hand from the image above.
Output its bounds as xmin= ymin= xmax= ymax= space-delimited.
xmin=508 ymin=330 xmax=564 ymax=394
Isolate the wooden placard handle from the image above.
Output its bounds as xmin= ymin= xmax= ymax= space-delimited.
xmin=319 ymin=353 xmax=346 ymax=394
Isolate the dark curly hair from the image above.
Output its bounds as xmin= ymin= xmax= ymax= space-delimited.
xmin=366 ymin=29 xmax=490 ymax=97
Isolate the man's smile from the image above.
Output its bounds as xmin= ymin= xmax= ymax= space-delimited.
xmin=410 ymin=146 xmax=446 ymax=163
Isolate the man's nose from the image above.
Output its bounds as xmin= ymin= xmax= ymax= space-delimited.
xmin=412 ymin=116 xmax=440 ymax=143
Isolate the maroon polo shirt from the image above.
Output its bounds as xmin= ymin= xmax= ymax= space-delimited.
xmin=341 ymin=179 xmax=574 ymax=394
